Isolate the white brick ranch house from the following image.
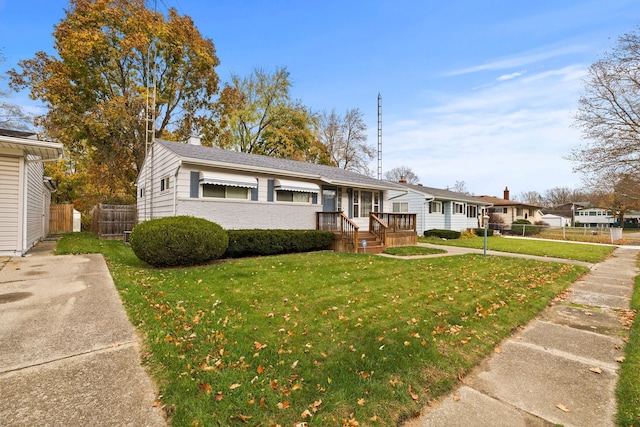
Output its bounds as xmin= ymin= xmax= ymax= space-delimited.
xmin=136 ymin=138 xmax=414 ymax=252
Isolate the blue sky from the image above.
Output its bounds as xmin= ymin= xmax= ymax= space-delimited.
xmin=1 ymin=0 xmax=639 ymax=197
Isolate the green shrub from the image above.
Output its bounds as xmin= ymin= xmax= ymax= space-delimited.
xmin=473 ymin=228 xmax=494 ymax=237
xmin=424 ymin=229 xmax=461 ymax=239
xmin=224 ymin=229 xmax=335 ymax=258
xmin=129 ymin=216 xmax=228 ymax=267
xmin=511 ymin=219 xmax=540 ymax=236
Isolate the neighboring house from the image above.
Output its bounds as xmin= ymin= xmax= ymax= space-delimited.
xmin=388 ymin=182 xmax=491 ymax=233
xmin=0 ymin=129 xmax=63 ymax=255
xmin=475 ymin=187 xmax=543 ymax=230
xmin=573 ymin=207 xmax=616 ymax=227
xmin=136 ymin=138 xmax=407 ymax=234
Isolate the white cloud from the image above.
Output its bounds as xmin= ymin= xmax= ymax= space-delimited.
xmin=444 ymin=44 xmax=588 ymax=76
xmin=380 ymin=64 xmax=587 ymax=194
xmin=497 ymin=71 xmax=525 ymax=81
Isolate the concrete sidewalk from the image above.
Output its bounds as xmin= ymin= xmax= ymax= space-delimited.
xmin=0 ymin=241 xmax=166 ymax=426
xmin=406 ymin=246 xmax=640 ymax=427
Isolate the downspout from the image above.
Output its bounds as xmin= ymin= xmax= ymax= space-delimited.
xmin=20 ymin=157 xmax=27 ymax=256
xmin=173 ymin=162 xmax=181 ymax=216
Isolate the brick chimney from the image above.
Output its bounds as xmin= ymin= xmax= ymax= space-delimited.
xmin=503 ymin=186 xmax=510 ymax=200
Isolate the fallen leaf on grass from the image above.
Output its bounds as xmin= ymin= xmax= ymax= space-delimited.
xmin=230 ymin=383 xmax=241 ymax=390
xmin=277 ymin=401 xmax=290 ymax=409
xmin=357 ymin=398 xmax=366 ymax=406
xmin=556 ymin=403 xmax=570 ymax=413
xmin=408 ymin=385 xmax=419 ymax=401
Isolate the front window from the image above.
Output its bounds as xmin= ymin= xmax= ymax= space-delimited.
xmin=160 ymin=177 xmax=170 ymax=192
xmin=392 ymin=202 xmax=409 ymax=213
xmin=429 ymin=201 xmax=443 ymax=214
xmin=276 ymin=190 xmax=311 ymax=203
xmin=466 ymin=205 xmax=477 ymax=218
xmin=203 ymin=184 xmax=249 ymax=199
xmin=454 ymin=202 xmax=465 ymax=214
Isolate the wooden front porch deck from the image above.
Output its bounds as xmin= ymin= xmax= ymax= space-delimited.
xmin=316 ymin=212 xmax=417 ymax=253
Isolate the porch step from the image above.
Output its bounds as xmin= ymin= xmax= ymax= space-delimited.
xmin=357 ymin=232 xmax=386 ymax=254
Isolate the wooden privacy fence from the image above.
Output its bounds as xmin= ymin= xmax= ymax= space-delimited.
xmin=91 ymin=204 xmax=136 ymax=239
xmin=49 ymin=204 xmax=74 ymax=234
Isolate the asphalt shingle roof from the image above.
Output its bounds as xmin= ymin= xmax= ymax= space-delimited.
xmin=158 ymin=139 xmax=405 ymax=190
xmin=396 ymin=182 xmax=491 ymax=205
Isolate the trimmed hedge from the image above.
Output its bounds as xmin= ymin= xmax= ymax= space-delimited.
xmin=424 ymin=229 xmax=461 ymax=239
xmin=473 ymin=228 xmax=494 ymax=237
xmin=511 ymin=219 xmax=540 ymax=236
xmin=224 ymin=229 xmax=335 ymax=258
xmin=129 ymin=216 xmax=228 ymax=267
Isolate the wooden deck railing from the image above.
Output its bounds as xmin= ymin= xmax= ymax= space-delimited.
xmin=369 ymin=214 xmax=388 ymax=245
xmin=316 ymin=211 xmax=359 ymax=253
xmin=372 ymin=212 xmax=417 ymax=233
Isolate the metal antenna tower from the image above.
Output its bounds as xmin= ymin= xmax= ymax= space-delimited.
xmin=144 ymin=19 xmax=158 ymax=219
xmin=377 ymin=93 xmax=382 ymax=180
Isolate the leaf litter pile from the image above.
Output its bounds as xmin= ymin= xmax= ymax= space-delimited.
xmin=115 ymin=251 xmax=586 ymax=426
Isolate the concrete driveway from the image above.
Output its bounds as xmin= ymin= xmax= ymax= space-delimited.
xmin=0 ymin=241 xmax=166 ymax=426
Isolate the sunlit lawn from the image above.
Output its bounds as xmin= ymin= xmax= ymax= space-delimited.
xmin=383 ymin=246 xmax=447 ymax=256
xmin=58 ymin=233 xmax=588 ymax=426
xmin=617 ymin=272 xmax=640 ymax=427
xmin=418 ymin=236 xmax=615 ymax=263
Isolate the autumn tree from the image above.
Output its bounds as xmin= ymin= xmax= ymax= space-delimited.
xmin=568 ymin=26 xmax=640 ymax=181
xmin=384 ymin=166 xmax=420 ymax=184
xmin=204 ymin=67 xmax=329 ymax=163
xmin=317 ymin=108 xmax=374 ymax=174
xmin=9 ymin=0 xmax=220 ymax=199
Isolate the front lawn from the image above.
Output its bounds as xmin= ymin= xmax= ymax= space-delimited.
xmin=617 ymin=272 xmax=640 ymax=426
xmin=57 ymin=233 xmax=588 ymax=426
xmin=419 ymin=236 xmax=615 ymax=263
xmin=383 ymin=246 xmax=447 ymax=256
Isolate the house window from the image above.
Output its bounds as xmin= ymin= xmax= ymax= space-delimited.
xmin=502 ymin=207 xmax=508 ymax=214
xmin=203 ymin=184 xmax=249 ymax=199
xmin=392 ymin=202 xmax=409 ymax=213
xmin=466 ymin=205 xmax=477 ymax=218
xmin=589 ymin=211 xmax=596 ymax=216
xmin=160 ymin=177 xmax=170 ymax=191
xmin=276 ymin=190 xmax=311 ymax=203
xmin=516 ymin=208 xmax=523 ymax=216
xmin=429 ymin=201 xmax=443 ymax=214
xmin=454 ymin=202 xmax=465 ymax=214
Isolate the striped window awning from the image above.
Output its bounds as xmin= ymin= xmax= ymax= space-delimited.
xmin=274 ymin=178 xmax=320 ymax=193
xmin=199 ymin=171 xmax=257 ymax=188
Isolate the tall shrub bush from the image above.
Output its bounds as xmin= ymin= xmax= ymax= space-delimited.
xmin=129 ymin=216 xmax=228 ymax=267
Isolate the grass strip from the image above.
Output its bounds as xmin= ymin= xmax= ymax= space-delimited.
xmin=419 ymin=236 xmax=615 ymax=263
xmin=617 ymin=272 xmax=640 ymax=427
xmin=383 ymin=246 xmax=447 ymax=256
xmin=58 ymin=233 xmax=588 ymax=426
